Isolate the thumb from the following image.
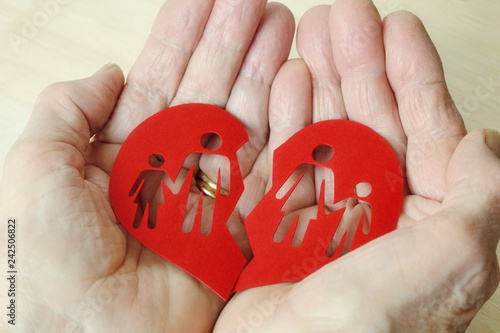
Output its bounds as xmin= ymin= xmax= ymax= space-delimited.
xmin=447 ymin=129 xmax=500 ymax=187
xmin=7 ymin=64 xmax=124 ymax=176
xmin=442 ymin=129 xmax=500 ymax=249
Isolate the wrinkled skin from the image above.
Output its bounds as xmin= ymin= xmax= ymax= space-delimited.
xmin=1 ymin=0 xmax=500 ymax=332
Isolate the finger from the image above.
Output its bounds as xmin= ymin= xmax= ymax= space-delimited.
xmin=170 ymin=0 xmax=267 ymax=107
xmin=199 ymin=3 xmax=295 ymax=188
xmin=297 ymin=5 xmax=346 ymax=122
xmin=297 ymin=5 xmax=346 ymax=207
xmin=330 ymin=0 xmax=407 ymax=167
xmin=443 ymin=129 xmax=500 ymax=247
xmin=268 ymin=59 xmax=315 ymax=211
xmin=101 ymin=0 xmax=215 ymax=143
xmin=237 ymin=144 xmax=269 ymax=219
xmin=447 ymin=130 xmax=500 ymax=186
xmin=383 ymin=11 xmax=466 ymax=201
xmin=440 ymin=129 xmax=500 ymax=299
xmin=226 ymin=209 xmax=253 ymax=260
xmin=85 ymin=141 xmax=121 ymax=175
xmin=84 ymin=165 xmax=112 ymax=201
xmin=9 ymin=64 xmax=124 ymax=177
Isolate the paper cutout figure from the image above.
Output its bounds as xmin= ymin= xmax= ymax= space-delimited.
xmin=234 ymin=119 xmax=403 ymax=291
xmin=110 ymin=104 xmax=248 ymax=300
xmin=273 ymin=166 xmax=372 ymax=253
xmin=129 ymin=154 xmax=166 ymax=229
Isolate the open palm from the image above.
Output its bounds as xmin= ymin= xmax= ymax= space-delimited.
xmin=216 ymin=2 xmax=500 ymax=332
xmin=1 ymin=0 xmax=293 ymax=331
xmin=2 ymin=0 xmax=500 ymax=333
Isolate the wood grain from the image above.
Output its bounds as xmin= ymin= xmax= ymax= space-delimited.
xmin=0 ymin=0 xmax=498 ymax=331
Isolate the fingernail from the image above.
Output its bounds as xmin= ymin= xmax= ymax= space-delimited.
xmin=95 ymin=62 xmax=116 ymax=74
xmin=485 ymin=129 xmax=500 ymax=158
xmin=90 ymin=131 xmax=103 ymax=144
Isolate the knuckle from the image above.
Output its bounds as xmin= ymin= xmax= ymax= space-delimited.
xmin=37 ymin=81 xmax=72 ymax=104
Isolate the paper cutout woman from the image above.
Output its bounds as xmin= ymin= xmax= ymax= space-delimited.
xmin=129 ymin=154 xmax=166 ymax=229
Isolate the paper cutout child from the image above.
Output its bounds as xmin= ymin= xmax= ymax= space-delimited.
xmin=129 ymin=154 xmax=166 ymax=229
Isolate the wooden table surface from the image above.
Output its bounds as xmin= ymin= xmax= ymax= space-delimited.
xmin=1 ymin=0 xmax=499 ymax=331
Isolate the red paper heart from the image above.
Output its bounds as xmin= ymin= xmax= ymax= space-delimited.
xmin=110 ymin=104 xmax=248 ymax=300
xmin=110 ymin=104 xmax=403 ymax=299
xmin=234 ymin=119 xmax=403 ymax=291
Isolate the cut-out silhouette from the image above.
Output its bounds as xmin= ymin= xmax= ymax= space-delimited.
xmin=182 ymin=163 xmax=230 ymax=236
xmin=274 ymin=162 xmax=372 ymax=255
xmin=129 ymin=154 xmax=166 ymax=229
xmin=273 ymin=164 xmax=333 ymax=245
